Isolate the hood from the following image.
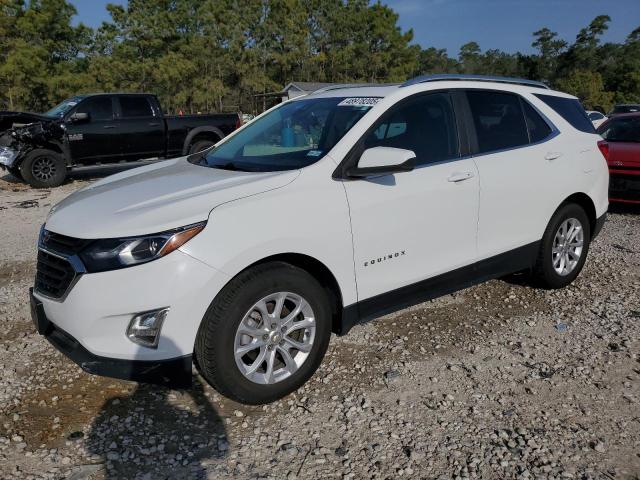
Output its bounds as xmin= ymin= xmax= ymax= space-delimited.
xmin=607 ymin=141 xmax=640 ymax=168
xmin=45 ymin=157 xmax=300 ymax=239
xmin=0 ymin=111 xmax=53 ymax=132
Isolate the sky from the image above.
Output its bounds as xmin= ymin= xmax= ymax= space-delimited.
xmin=69 ymin=0 xmax=640 ymax=55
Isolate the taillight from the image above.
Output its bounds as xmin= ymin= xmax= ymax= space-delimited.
xmin=235 ymin=116 xmax=242 ymax=130
xmin=597 ymin=140 xmax=609 ymax=162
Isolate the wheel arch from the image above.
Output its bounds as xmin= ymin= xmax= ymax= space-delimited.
xmin=559 ymin=192 xmax=597 ymax=236
xmin=182 ymin=127 xmax=224 ymax=155
xmin=243 ymin=253 xmax=345 ymax=335
xmin=13 ymin=142 xmax=64 ymax=168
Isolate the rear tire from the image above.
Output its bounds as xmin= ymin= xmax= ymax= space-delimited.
xmin=195 ymin=262 xmax=332 ymax=404
xmin=20 ymin=149 xmax=66 ymax=188
xmin=532 ymin=203 xmax=591 ymax=289
xmin=188 ymin=139 xmax=216 ymax=154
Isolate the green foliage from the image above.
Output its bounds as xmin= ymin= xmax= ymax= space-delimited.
xmin=0 ymin=1 xmax=638 ymax=114
xmin=556 ymin=70 xmax=615 ymax=111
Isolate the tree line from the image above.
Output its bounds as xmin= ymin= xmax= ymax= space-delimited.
xmin=1 ymin=0 xmax=638 ymax=115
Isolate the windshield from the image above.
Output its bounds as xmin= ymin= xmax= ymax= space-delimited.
xmin=44 ymin=95 xmax=87 ymax=118
xmin=199 ymin=97 xmax=379 ymax=172
xmin=598 ymin=117 xmax=640 ymax=142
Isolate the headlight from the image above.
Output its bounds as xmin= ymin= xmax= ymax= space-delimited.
xmin=0 ymin=146 xmax=18 ymax=167
xmin=79 ymin=222 xmax=206 ymax=272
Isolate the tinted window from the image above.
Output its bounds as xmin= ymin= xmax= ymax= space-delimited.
xmin=598 ymin=116 xmax=640 ymax=142
xmin=364 ymin=92 xmax=458 ymax=166
xmin=588 ymin=111 xmax=604 ymax=120
xmin=522 ymin=100 xmax=552 ymax=143
xmin=467 ymin=91 xmax=529 ymax=153
xmin=120 ymin=96 xmax=153 ymax=117
xmin=75 ymin=96 xmax=113 ymax=121
xmin=534 ymin=94 xmax=595 ymax=133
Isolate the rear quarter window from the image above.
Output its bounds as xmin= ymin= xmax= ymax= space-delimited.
xmin=534 ymin=94 xmax=595 ymax=134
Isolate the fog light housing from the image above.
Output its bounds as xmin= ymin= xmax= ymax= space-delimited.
xmin=126 ymin=308 xmax=169 ymax=348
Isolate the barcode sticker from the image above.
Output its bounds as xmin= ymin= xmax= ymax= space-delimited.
xmin=337 ymin=97 xmax=381 ymax=107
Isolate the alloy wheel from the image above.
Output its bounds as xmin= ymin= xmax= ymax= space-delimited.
xmin=234 ymin=292 xmax=316 ymax=384
xmin=31 ymin=156 xmax=57 ymax=181
xmin=552 ymin=217 xmax=584 ymax=276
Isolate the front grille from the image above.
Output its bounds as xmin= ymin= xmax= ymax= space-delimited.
xmin=41 ymin=230 xmax=91 ymax=256
xmin=35 ymin=250 xmax=77 ymax=299
xmin=610 ymin=173 xmax=640 ymax=201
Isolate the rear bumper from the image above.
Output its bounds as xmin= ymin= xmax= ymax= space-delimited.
xmin=609 ymin=171 xmax=640 ymax=203
xmin=31 ymin=288 xmax=192 ymax=388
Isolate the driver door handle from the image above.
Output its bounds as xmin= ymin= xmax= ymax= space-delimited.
xmin=103 ymin=125 xmax=116 ymax=129
xmin=447 ymin=171 xmax=475 ymax=183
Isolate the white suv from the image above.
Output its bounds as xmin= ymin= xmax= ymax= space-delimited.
xmin=31 ymin=75 xmax=609 ymax=404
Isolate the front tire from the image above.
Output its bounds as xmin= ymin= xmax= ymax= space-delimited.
xmin=20 ymin=149 xmax=66 ymax=188
xmin=533 ymin=203 xmax=591 ymax=289
xmin=195 ymin=262 xmax=332 ymax=404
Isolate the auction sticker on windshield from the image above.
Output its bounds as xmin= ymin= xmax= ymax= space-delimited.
xmin=337 ymin=97 xmax=381 ymax=107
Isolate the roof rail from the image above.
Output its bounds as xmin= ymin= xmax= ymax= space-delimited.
xmin=312 ymin=83 xmax=398 ymax=94
xmin=401 ymin=74 xmax=549 ymax=90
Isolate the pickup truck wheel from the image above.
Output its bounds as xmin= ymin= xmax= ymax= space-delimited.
xmin=195 ymin=262 xmax=332 ymax=405
xmin=20 ymin=149 xmax=66 ymax=188
xmin=532 ymin=203 xmax=591 ymax=289
xmin=188 ymin=140 xmax=216 ymax=154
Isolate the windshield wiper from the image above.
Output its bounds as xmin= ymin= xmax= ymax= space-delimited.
xmin=213 ymin=162 xmax=249 ymax=172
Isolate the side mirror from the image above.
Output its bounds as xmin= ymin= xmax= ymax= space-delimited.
xmin=346 ymin=146 xmax=416 ymax=178
xmin=68 ymin=112 xmax=89 ymax=123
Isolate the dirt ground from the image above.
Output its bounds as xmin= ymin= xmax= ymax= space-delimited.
xmin=0 ymin=169 xmax=639 ymax=480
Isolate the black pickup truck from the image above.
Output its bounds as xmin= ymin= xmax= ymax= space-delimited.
xmin=0 ymin=93 xmax=240 ymax=187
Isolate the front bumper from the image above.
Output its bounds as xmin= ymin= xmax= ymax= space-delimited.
xmin=31 ymin=288 xmax=192 ymax=387
xmin=29 ymin=289 xmax=192 ymax=388
xmin=32 ymin=247 xmax=231 ymax=366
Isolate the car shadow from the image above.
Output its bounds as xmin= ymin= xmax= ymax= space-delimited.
xmin=84 ymin=344 xmax=228 ymax=479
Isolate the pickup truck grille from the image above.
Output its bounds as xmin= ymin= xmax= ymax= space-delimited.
xmin=35 ymin=250 xmax=77 ymax=300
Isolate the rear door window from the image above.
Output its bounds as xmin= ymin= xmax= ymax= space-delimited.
xmin=364 ymin=92 xmax=459 ymax=166
xmin=466 ymin=91 xmax=529 ymax=153
xmin=119 ymin=96 xmax=154 ymax=118
xmin=534 ymin=94 xmax=595 ymax=133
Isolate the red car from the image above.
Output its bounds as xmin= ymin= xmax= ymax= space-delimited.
xmin=597 ymin=113 xmax=640 ymax=204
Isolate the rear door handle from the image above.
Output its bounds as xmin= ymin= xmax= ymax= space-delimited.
xmin=148 ymin=122 xmax=160 ymax=127
xmin=447 ymin=171 xmax=475 ymax=183
xmin=545 ymin=152 xmax=563 ymax=161
xmin=103 ymin=125 xmax=116 ymax=129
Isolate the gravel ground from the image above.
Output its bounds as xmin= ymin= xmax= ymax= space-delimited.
xmin=1 ymin=170 xmax=639 ymax=480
